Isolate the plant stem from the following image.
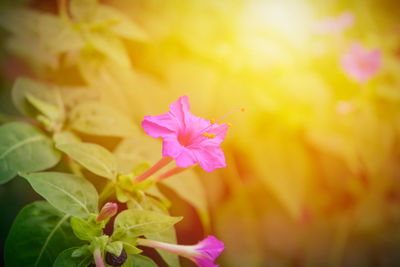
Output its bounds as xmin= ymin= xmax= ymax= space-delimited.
xmin=137 ymin=238 xmax=193 ymax=259
xmin=135 ymin=156 xmax=173 ymax=182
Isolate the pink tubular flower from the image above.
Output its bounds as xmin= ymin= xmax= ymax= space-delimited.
xmin=138 ymin=235 xmax=225 ymax=267
xmin=313 ymin=11 xmax=354 ymax=34
xmin=340 ymin=43 xmax=381 ymax=84
xmin=141 ymin=96 xmax=228 ymax=172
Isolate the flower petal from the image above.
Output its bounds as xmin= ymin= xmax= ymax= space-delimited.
xmin=192 ymin=144 xmax=226 ymax=172
xmin=142 ymin=113 xmax=177 ymax=138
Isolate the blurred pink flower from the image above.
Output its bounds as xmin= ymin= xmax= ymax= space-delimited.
xmin=340 ymin=43 xmax=381 ymax=84
xmin=142 ymin=96 xmax=228 ymax=172
xmin=313 ymin=11 xmax=354 ymax=34
xmin=138 ymin=235 xmax=225 ymax=267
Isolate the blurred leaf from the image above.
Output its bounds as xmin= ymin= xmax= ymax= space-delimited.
xmin=53 ymin=131 xmax=81 ymax=146
xmin=69 ymin=101 xmax=137 ymax=137
xmin=114 ymin=134 xmax=161 ymax=173
xmin=12 ymin=77 xmax=64 ymax=121
xmin=37 ymin=14 xmax=84 ymax=55
xmin=114 ymin=209 xmax=181 ymax=237
xmin=57 ymin=141 xmax=117 ymax=179
xmin=5 ymin=201 xmax=84 ymax=267
xmin=70 ymin=0 xmax=98 ymax=21
xmin=87 ymin=31 xmax=131 ymax=67
xmin=21 ymin=172 xmax=98 ymax=218
xmin=93 ymin=6 xmax=148 ymax=41
xmin=0 ymin=8 xmax=40 ymax=36
xmin=0 ymin=122 xmax=61 ymax=184
xmin=53 ymin=247 xmax=92 ymax=267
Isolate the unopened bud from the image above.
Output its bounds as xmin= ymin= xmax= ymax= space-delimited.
xmin=96 ymin=202 xmax=118 ymax=222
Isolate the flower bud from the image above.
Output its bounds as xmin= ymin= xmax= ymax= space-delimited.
xmin=96 ymin=202 xmax=118 ymax=223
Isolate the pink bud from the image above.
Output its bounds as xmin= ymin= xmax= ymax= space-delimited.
xmin=96 ymin=202 xmax=118 ymax=222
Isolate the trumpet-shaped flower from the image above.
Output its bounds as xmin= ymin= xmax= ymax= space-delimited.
xmin=138 ymin=235 xmax=225 ymax=267
xmin=141 ymin=96 xmax=228 ymax=172
xmin=341 ymin=43 xmax=381 ymax=84
xmin=313 ymin=11 xmax=354 ymax=34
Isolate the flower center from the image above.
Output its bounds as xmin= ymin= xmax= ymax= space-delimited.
xmin=178 ymin=131 xmax=193 ymax=147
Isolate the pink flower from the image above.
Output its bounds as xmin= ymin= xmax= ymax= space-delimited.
xmin=138 ymin=235 xmax=225 ymax=267
xmin=192 ymin=236 xmax=225 ymax=267
xmin=141 ymin=96 xmax=228 ymax=172
xmin=313 ymin=11 xmax=354 ymax=34
xmin=341 ymin=43 xmax=381 ymax=84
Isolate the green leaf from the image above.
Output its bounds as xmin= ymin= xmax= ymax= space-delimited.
xmin=0 ymin=122 xmax=61 ymax=184
xmin=105 ymin=241 xmax=123 ymax=256
xmin=5 ymin=201 xmax=84 ymax=267
xmin=114 ymin=210 xmax=181 ymax=237
xmin=93 ymin=6 xmax=148 ymax=41
xmin=69 ymin=102 xmax=137 ymax=137
xmin=131 ymin=254 xmax=158 ymax=267
xmin=70 ymin=217 xmax=102 ymax=241
xmin=162 ymin=169 xmax=209 ymax=229
xmin=21 ymin=172 xmax=98 ymax=218
xmin=57 ymin=142 xmax=117 ymax=179
xmin=53 ymin=247 xmax=92 ymax=267
xmin=12 ymin=77 xmax=64 ymax=121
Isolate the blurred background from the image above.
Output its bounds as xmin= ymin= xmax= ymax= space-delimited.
xmin=1 ymin=0 xmax=400 ymax=266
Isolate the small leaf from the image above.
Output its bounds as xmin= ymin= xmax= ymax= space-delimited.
xmin=71 ymin=217 xmax=102 ymax=241
xmin=5 ymin=201 xmax=84 ymax=267
xmin=12 ymin=77 xmax=64 ymax=121
xmin=0 ymin=122 xmax=61 ymax=184
xmin=114 ymin=210 xmax=181 ymax=237
xmin=69 ymin=102 xmax=137 ymax=137
xmin=131 ymin=254 xmax=158 ymax=267
xmin=53 ymin=247 xmax=92 ymax=267
xmin=106 ymin=241 xmax=123 ymax=256
xmin=21 ymin=172 xmax=98 ymax=218
xmin=57 ymin=141 xmax=117 ymax=179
